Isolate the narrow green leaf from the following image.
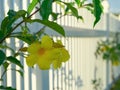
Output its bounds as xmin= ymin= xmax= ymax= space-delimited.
xmin=85 ymin=6 xmax=94 ymax=14
xmin=0 ymin=85 xmax=16 ymax=90
xmin=1 ymin=10 xmax=27 ymax=35
xmin=21 ymin=25 xmax=30 ymax=33
xmin=40 ymin=0 xmax=53 ymax=20
xmin=0 ymin=50 xmax=6 ymax=66
xmin=64 ymin=2 xmax=78 ymax=16
xmin=11 ymin=69 xmax=23 ymax=77
xmin=0 ymin=30 xmax=4 ymax=41
xmin=0 ymin=44 xmax=15 ymax=54
xmin=14 ymin=10 xmax=27 ymax=19
xmin=26 ymin=19 xmax=65 ymax=36
xmin=7 ymin=56 xmax=23 ymax=69
xmin=7 ymin=10 xmax=27 ymax=21
xmin=93 ymin=0 xmax=103 ymax=27
xmin=27 ymin=0 xmax=39 ymax=14
xmin=55 ymin=1 xmax=65 ymax=9
xmin=51 ymin=12 xmax=59 ymax=21
xmin=1 ymin=17 xmax=10 ymax=34
xmin=63 ymin=2 xmax=83 ymax=20
xmin=3 ymin=62 xmax=9 ymax=70
xmin=17 ymin=35 xmax=36 ymax=44
xmin=75 ymin=0 xmax=81 ymax=7
xmin=81 ymin=0 xmax=87 ymax=5
xmin=7 ymin=10 xmax=16 ymax=19
xmin=16 ymin=70 xmax=24 ymax=77
xmin=77 ymin=16 xmax=83 ymax=21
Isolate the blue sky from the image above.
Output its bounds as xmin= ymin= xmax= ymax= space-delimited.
xmin=108 ymin=0 xmax=120 ymax=13
xmin=88 ymin=0 xmax=120 ymax=13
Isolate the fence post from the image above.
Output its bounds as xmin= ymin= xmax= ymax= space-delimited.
xmin=105 ymin=13 xmax=111 ymax=90
xmin=35 ymin=67 xmax=49 ymax=90
xmin=102 ymin=0 xmax=111 ymax=90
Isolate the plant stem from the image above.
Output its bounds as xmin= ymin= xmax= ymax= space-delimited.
xmin=0 ymin=8 xmax=40 ymax=43
xmin=0 ymin=70 xmax=7 ymax=81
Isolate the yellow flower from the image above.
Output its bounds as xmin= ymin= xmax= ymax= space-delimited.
xmin=26 ymin=35 xmax=55 ymax=69
xmin=52 ymin=40 xmax=70 ymax=69
xmin=112 ymin=60 xmax=120 ymax=66
xmin=26 ymin=35 xmax=70 ymax=70
xmin=100 ymin=46 xmax=106 ymax=52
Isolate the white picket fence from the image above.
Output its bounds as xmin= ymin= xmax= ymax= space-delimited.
xmin=0 ymin=0 xmax=120 ymax=90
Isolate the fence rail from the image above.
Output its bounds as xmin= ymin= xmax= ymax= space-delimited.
xmin=0 ymin=0 xmax=120 ymax=90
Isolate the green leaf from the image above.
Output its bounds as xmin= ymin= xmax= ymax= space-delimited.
xmin=14 ymin=10 xmax=27 ymax=19
xmin=40 ymin=0 xmax=53 ymax=20
xmin=26 ymin=19 xmax=65 ymax=36
xmin=11 ymin=69 xmax=23 ymax=77
xmin=16 ymin=70 xmax=24 ymax=77
xmin=1 ymin=17 xmax=11 ymax=34
xmin=7 ymin=10 xmax=16 ymax=18
xmin=77 ymin=16 xmax=83 ymax=21
xmin=51 ymin=12 xmax=59 ymax=21
xmin=93 ymin=0 xmax=103 ymax=27
xmin=81 ymin=0 xmax=87 ymax=5
xmin=21 ymin=25 xmax=30 ymax=33
xmin=103 ymin=52 xmax=110 ymax=60
xmin=7 ymin=10 xmax=27 ymax=19
xmin=0 ymin=50 xmax=6 ymax=66
xmin=17 ymin=35 xmax=36 ymax=44
xmin=0 ymin=44 xmax=15 ymax=54
xmin=11 ymin=26 xmax=36 ymax=44
xmin=75 ymin=0 xmax=81 ymax=7
xmin=55 ymin=1 xmax=65 ymax=9
xmin=27 ymin=0 xmax=39 ymax=14
xmin=0 ymin=85 xmax=16 ymax=90
xmin=3 ymin=62 xmax=9 ymax=70
xmin=0 ymin=30 xmax=4 ymax=41
xmin=85 ymin=6 xmax=94 ymax=14
xmin=7 ymin=56 xmax=23 ymax=69
xmin=64 ymin=2 xmax=83 ymax=20
xmin=64 ymin=2 xmax=78 ymax=16
xmin=1 ymin=10 xmax=27 ymax=35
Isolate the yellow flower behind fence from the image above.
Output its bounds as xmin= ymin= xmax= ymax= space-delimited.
xmin=26 ymin=35 xmax=70 ymax=70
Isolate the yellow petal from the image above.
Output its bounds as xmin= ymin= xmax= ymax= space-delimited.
xmin=60 ymin=48 xmax=70 ymax=62
xmin=53 ymin=60 xmax=62 ymax=69
xmin=41 ymin=35 xmax=53 ymax=49
xmin=54 ymin=40 xmax=70 ymax=62
xmin=26 ymin=55 xmax=37 ymax=67
xmin=37 ymin=50 xmax=54 ymax=70
xmin=37 ymin=57 xmax=51 ymax=70
xmin=53 ymin=48 xmax=70 ymax=62
xmin=53 ymin=42 xmax=64 ymax=48
xmin=28 ymin=42 xmax=41 ymax=53
xmin=57 ymin=40 xmax=62 ymax=45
